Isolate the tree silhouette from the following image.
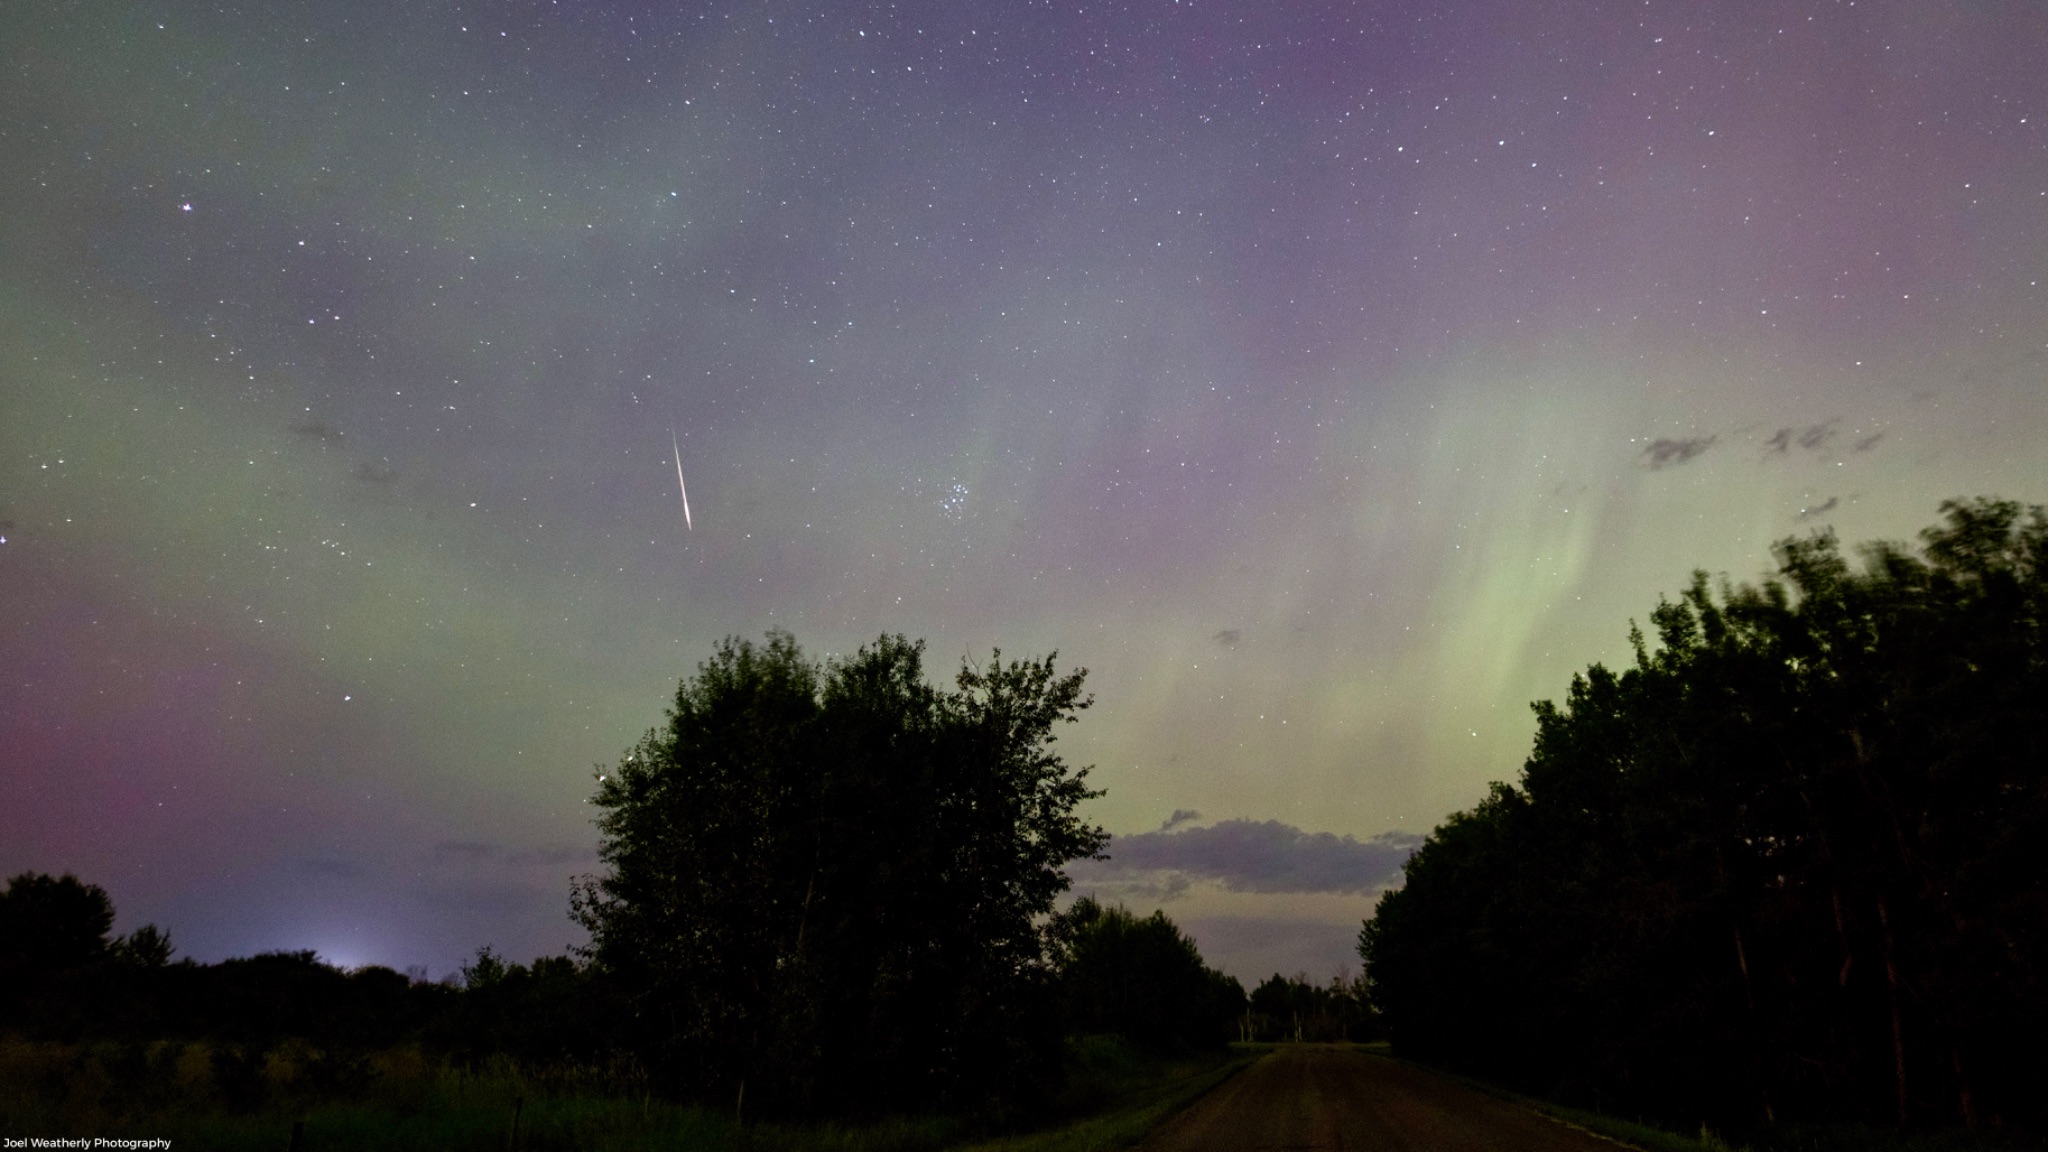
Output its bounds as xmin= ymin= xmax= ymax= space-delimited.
xmin=1245 ymin=971 xmax=1376 ymax=1043
xmin=1361 ymin=499 xmax=2048 ymax=1133
xmin=0 ymin=872 xmax=116 ymax=975
xmin=1050 ymin=897 xmax=1243 ymax=1052
xmin=573 ymin=630 xmax=1108 ymax=1116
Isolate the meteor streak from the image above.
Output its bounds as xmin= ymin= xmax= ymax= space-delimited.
xmin=670 ymin=428 xmax=693 ymax=530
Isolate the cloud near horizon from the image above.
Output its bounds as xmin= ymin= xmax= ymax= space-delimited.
xmin=1069 ymin=819 xmax=1422 ymax=898
xmin=1639 ymin=435 xmax=1717 ymax=470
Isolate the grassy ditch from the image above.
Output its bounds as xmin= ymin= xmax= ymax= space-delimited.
xmin=0 ymin=1035 xmax=1251 ymax=1152
xmin=959 ymin=1038 xmax=1257 ymax=1152
xmin=1357 ymin=1048 xmax=2039 ymax=1152
xmin=1522 ymin=1101 xmax=2043 ymax=1152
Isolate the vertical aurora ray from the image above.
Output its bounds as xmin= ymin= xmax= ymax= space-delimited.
xmin=2 ymin=0 xmax=2043 ymax=977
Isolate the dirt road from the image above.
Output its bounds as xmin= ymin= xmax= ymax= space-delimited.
xmin=1140 ymin=1045 xmax=1625 ymax=1152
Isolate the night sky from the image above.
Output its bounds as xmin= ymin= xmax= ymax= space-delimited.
xmin=4 ymin=0 xmax=2045 ymax=984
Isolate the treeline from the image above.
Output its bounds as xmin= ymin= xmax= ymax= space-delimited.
xmin=3 ymin=631 xmax=1249 ymax=1127
xmin=574 ymin=633 xmax=1243 ymax=1119
xmin=1361 ymin=499 xmax=2048 ymax=1134
xmin=1243 ymin=972 xmax=1378 ymax=1044
xmin=0 ymin=871 xmax=1243 ymax=1122
xmin=0 ymin=873 xmax=615 ymax=1068
xmin=1052 ymin=898 xmax=1243 ymax=1053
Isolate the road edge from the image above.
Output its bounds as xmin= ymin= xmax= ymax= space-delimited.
xmin=958 ymin=1049 xmax=1265 ymax=1152
xmin=1356 ymin=1050 xmax=1726 ymax=1152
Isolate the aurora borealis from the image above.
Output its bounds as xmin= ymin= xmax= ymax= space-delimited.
xmin=3 ymin=0 xmax=2045 ymax=982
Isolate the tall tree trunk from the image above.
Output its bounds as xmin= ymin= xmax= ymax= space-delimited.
xmin=1831 ymin=884 xmax=1854 ymax=986
xmin=1877 ymin=897 xmax=1908 ymax=1125
xmin=1716 ymin=845 xmax=1774 ymax=1122
xmin=1803 ymin=795 xmax=1860 ymax=1100
xmin=1952 ymin=1047 xmax=1978 ymax=1128
xmin=1730 ymin=918 xmax=1776 ymax=1122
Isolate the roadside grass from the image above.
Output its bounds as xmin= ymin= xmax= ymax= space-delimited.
xmin=117 ymin=1098 xmax=957 ymax=1152
xmin=1526 ymin=1104 xmax=2044 ymax=1152
xmin=1734 ymin=1124 xmax=2041 ymax=1152
xmin=0 ymin=1035 xmax=1249 ymax=1152
xmin=1356 ymin=1048 xmax=2038 ymax=1152
xmin=0 ymin=1036 xmax=954 ymax=1152
xmin=957 ymin=1039 xmax=1257 ymax=1152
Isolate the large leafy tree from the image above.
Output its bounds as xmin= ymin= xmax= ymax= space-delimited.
xmin=0 ymin=872 xmax=183 ymax=1037
xmin=0 ymin=872 xmax=116 ymax=976
xmin=1361 ymin=499 xmax=2048 ymax=1133
xmin=1049 ymin=897 xmax=1244 ymax=1052
xmin=573 ymin=631 xmax=1107 ymax=1116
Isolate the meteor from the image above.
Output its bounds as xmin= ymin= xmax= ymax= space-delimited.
xmin=670 ymin=428 xmax=693 ymax=530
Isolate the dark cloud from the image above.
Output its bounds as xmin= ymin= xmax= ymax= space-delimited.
xmin=288 ymin=420 xmax=343 ymax=441
xmin=1766 ymin=421 xmax=1838 ymax=455
xmin=1797 ymin=497 xmax=1839 ymax=521
xmin=1639 ymin=435 xmax=1717 ymax=470
xmin=353 ymin=461 xmax=400 ymax=484
xmin=1854 ymin=431 xmax=1885 ymax=452
xmin=1159 ymin=809 xmax=1203 ymax=832
xmin=1072 ymin=819 xmax=1421 ymax=895
xmin=1093 ymin=871 xmax=1195 ymax=903
xmin=1211 ymin=629 xmax=1241 ymax=648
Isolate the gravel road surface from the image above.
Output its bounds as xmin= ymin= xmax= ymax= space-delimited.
xmin=1140 ymin=1045 xmax=1626 ymax=1152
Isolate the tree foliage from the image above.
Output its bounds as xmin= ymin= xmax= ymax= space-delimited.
xmin=0 ymin=874 xmax=513 ymax=1056
xmin=0 ymin=872 xmax=117 ymax=976
xmin=1360 ymin=499 xmax=2048 ymax=1132
xmin=0 ymin=872 xmax=180 ymax=1025
xmin=1048 ymin=897 xmax=1243 ymax=1052
xmin=1244 ymin=971 xmax=1377 ymax=1043
xmin=572 ymin=631 xmax=1108 ymax=1116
